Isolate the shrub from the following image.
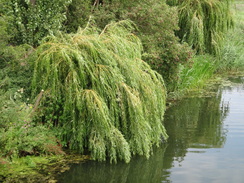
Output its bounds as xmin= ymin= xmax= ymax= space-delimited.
xmin=0 ymin=90 xmax=28 ymax=129
xmin=0 ymin=95 xmax=63 ymax=159
xmin=0 ymin=121 xmax=63 ymax=158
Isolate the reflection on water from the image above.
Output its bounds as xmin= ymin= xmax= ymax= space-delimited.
xmin=58 ymin=77 xmax=244 ymax=183
xmin=57 ymin=146 xmax=170 ymax=183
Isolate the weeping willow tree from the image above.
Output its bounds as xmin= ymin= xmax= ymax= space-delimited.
xmin=32 ymin=20 xmax=168 ymax=163
xmin=166 ymin=0 xmax=234 ymax=55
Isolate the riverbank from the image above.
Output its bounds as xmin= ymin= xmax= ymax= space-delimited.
xmin=1 ymin=75 xmax=243 ymax=183
xmin=168 ymin=0 xmax=244 ymax=100
xmin=0 ymin=153 xmax=89 ymax=183
xmin=0 ymin=1 xmax=243 ymax=183
xmin=56 ymin=75 xmax=244 ymax=183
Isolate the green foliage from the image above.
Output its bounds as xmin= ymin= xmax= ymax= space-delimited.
xmin=64 ymin=0 xmax=92 ymax=33
xmin=6 ymin=0 xmax=71 ymax=46
xmin=189 ymin=1 xmax=244 ymax=75
xmin=64 ymin=0 xmax=193 ymax=87
xmin=64 ymin=0 xmax=138 ymax=32
xmin=0 ymin=13 xmax=10 ymax=48
xmin=172 ymin=0 xmax=244 ymax=96
xmin=167 ymin=0 xmax=234 ymax=55
xmin=0 ymin=121 xmax=62 ymax=159
xmin=0 ymin=9 xmax=35 ymax=102
xmin=0 ymin=90 xmax=28 ymax=129
xmin=0 ymin=44 xmax=35 ymax=101
xmin=32 ymin=20 xmax=168 ymax=163
xmin=120 ymin=0 xmax=193 ymax=87
xmin=0 ymin=91 xmax=63 ymax=159
xmin=174 ymin=55 xmax=216 ymax=96
xmin=0 ymin=4 xmax=12 ymax=67
xmin=0 ymin=2 xmax=53 ymax=160
xmin=217 ymin=2 xmax=244 ymax=71
xmin=0 ymin=1 xmax=36 ymax=96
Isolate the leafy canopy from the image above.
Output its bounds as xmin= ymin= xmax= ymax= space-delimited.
xmin=6 ymin=0 xmax=71 ymax=46
xmin=64 ymin=0 xmax=193 ymax=88
xmin=32 ymin=20 xmax=168 ymax=163
xmin=167 ymin=0 xmax=234 ymax=55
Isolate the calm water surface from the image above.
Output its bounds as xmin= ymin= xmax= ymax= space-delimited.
xmin=58 ymin=77 xmax=244 ymax=183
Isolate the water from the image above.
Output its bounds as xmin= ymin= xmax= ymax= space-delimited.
xmin=58 ymin=77 xmax=244 ymax=183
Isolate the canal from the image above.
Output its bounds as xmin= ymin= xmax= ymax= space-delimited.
xmin=58 ymin=76 xmax=244 ymax=183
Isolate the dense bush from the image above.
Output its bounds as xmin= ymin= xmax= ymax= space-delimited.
xmin=64 ymin=0 xmax=92 ymax=33
xmin=0 ymin=91 xmax=63 ymax=159
xmin=0 ymin=121 xmax=63 ymax=158
xmin=0 ymin=1 xmax=37 ymax=98
xmin=121 ymin=0 xmax=192 ymax=89
xmin=0 ymin=5 xmax=11 ymax=68
xmin=0 ymin=44 xmax=35 ymax=101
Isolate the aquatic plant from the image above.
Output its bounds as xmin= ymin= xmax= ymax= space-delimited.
xmin=175 ymin=55 xmax=216 ymax=96
xmin=32 ymin=20 xmax=168 ymax=163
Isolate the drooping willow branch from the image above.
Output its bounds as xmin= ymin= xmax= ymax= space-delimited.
xmin=32 ymin=20 xmax=168 ymax=163
xmin=167 ymin=0 xmax=234 ymax=55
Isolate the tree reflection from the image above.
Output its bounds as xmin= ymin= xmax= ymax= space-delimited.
xmin=58 ymin=144 xmax=172 ymax=183
xmin=164 ymin=89 xmax=229 ymax=161
xmin=58 ymin=82 xmax=232 ymax=183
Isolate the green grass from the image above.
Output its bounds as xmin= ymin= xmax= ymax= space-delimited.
xmin=170 ymin=54 xmax=216 ymax=98
xmin=217 ymin=1 xmax=244 ymax=72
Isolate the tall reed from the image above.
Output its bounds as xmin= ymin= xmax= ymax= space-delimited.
xmin=173 ymin=55 xmax=216 ymax=97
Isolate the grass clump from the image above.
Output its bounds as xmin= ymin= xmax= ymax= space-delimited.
xmin=174 ymin=55 xmax=216 ymax=96
xmin=32 ymin=20 xmax=168 ymax=163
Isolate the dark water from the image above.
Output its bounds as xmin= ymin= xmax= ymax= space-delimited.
xmin=58 ymin=77 xmax=244 ymax=183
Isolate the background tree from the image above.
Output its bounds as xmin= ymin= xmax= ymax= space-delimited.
xmin=6 ymin=0 xmax=71 ymax=47
xmin=0 ymin=1 xmax=35 ymax=97
xmin=166 ymin=0 xmax=234 ymax=55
